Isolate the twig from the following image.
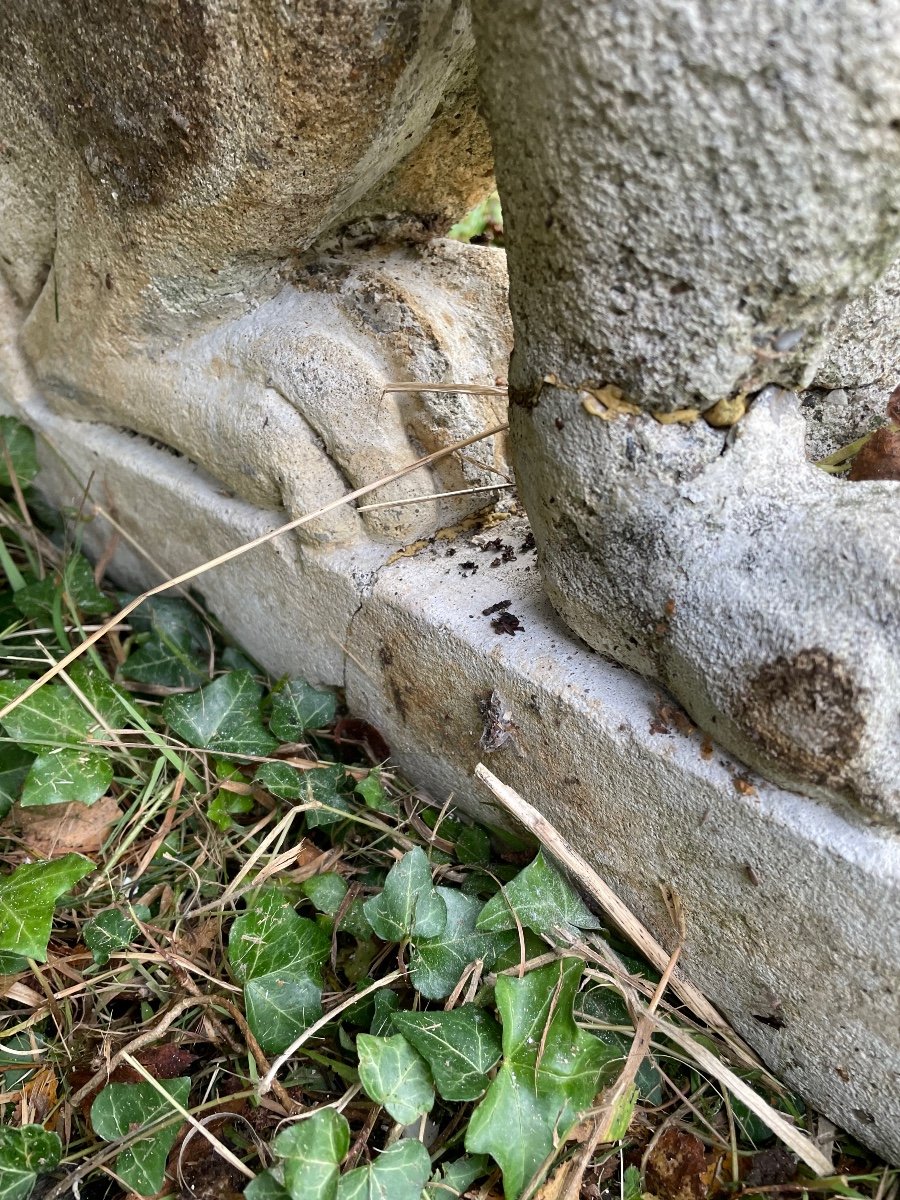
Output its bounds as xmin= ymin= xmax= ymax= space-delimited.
xmin=553 ymin=946 xmax=684 ymax=1200
xmin=68 ymin=994 xmax=291 ymax=1113
xmin=382 ymin=382 xmax=508 ymax=396
xmin=356 ymin=482 xmax=512 ymax=512
xmin=651 ymin=1017 xmax=832 ymax=1176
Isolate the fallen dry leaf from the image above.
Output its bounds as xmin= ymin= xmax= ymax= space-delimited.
xmin=9 ymin=794 xmax=123 ymax=857
xmin=645 ymin=1128 xmax=714 ymax=1200
xmin=847 ymin=427 xmax=900 ymax=481
xmin=16 ymin=1066 xmax=58 ymax=1129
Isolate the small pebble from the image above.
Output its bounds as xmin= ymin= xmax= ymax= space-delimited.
xmin=773 ymin=328 xmax=804 ymax=352
xmin=824 ymin=389 xmax=848 ymax=407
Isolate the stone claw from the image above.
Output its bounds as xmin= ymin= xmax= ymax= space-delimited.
xmin=514 ymin=386 xmax=900 ymax=823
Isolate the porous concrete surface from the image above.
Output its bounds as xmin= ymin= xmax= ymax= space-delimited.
xmin=7 ymin=396 xmax=898 ymax=1164
xmin=473 ymin=0 xmax=900 ymax=412
xmin=472 ymin=0 xmax=900 ymax=821
xmin=511 ymin=387 xmax=900 ymax=823
xmin=800 ymin=384 xmax=893 ymax=463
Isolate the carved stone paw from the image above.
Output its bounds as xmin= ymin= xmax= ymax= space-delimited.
xmin=514 ymin=386 xmax=900 ymax=823
xmin=21 ymin=240 xmax=512 ymax=545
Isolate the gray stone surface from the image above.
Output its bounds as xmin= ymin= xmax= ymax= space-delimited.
xmin=19 ymin=240 xmax=511 ymax=547
xmin=509 ymin=387 xmax=900 ymax=824
xmin=473 ymin=0 xmax=900 ymax=412
xmin=349 ymin=520 xmax=900 ymax=1166
xmin=0 ymin=1 xmax=507 ymax=544
xmin=473 ymin=0 xmax=900 ymax=819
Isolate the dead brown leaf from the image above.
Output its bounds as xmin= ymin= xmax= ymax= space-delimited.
xmin=9 ymin=794 xmax=123 ymax=857
xmin=848 ymin=427 xmax=900 ymax=481
xmin=135 ymin=1043 xmax=198 ymax=1081
xmin=174 ymin=917 xmax=221 ymax=958
xmin=16 ymin=1066 xmax=57 ymax=1128
xmin=645 ymin=1128 xmax=714 ymax=1200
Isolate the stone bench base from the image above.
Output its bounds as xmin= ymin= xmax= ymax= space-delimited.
xmin=14 ymin=399 xmax=900 ymax=1164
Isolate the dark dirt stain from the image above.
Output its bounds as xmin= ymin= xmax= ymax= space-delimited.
xmin=739 ymin=647 xmax=864 ymax=797
xmin=743 ymin=1147 xmax=796 ymax=1188
xmin=2 ymin=0 xmax=214 ymax=205
xmin=491 ymin=611 xmax=523 ymax=636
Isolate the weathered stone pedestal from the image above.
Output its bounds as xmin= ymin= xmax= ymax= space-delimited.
xmin=11 ymin=392 xmax=899 ymax=1164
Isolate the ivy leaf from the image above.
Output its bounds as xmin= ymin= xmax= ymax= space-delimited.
xmin=244 ymin=970 xmax=324 ymax=1055
xmin=301 ymin=872 xmax=348 ymax=915
xmin=465 ymin=958 xmax=615 ymax=1199
xmin=270 ymin=679 xmax=337 ymax=740
xmin=20 ymin=748 xmax=113 ymax=807
xmin=123 ymin=597 xmax=210 ymax=689
xmin=0 ymin=417 xmax=39 ymax=487
xmin=255 ymin=762 xmax=351 ymax=827
xmin=391 ymin=1006 xmax=502 ymax=1101
xmin=363 ymin=848 xmax=446 ymax=943
xmin=91 ymin=1078 xmax=191 ymax=1197
xmin=229 ymin=891 xmax=328 ymax=1054
xmin=475 ymin=851 xmax=601 ymax=939
xmin=454 ymin=824 xmax=491 ymax=865
xmin=220 ymin=645 xmax=258 ymax=673
xmin=356 ymin=1033 xmax=435 ymax=1125
xmin=0 ymin=743 xmax=34 ymax=817
xmin=0 ymin=951 xmax=29 ymax=975
xmin=578 ymin=984 xmax=663 ymax=1102
xmin=14 ymin=555 xmax=112 ymax=620
xmin=0 ymin=681 xmax=94 ymax=751
xmin=336 ymin=1139 xmax=432 ymax=1200
xmin=409 ymin=888 xmax=515 ymax=1000
xmin=369 ymin=988 xmax=400 ymax=1038
xmin=0 ymin=853 xmax=94 ymax=960
xmin=164 ymin=671 xmax=277 ymax=756
xmin=228 ymin=890 xmax=330 ymax=985
xmin=68 ymin=663 xmax=132 ymax=728
xmin=243 ymin=1172 xmax=290 ymax=1200
xmin=273 ymin=1108 xmax=349 ymax=1200
xmin=425 ymin=1155 xmax=490 ymax=1200
xmin=83 ymin=905 xmax=150 ymax=966
xmin=0 ymin=1124 xmax=61 ymax=1200
xmin=354 ymin=771 xmax=396 ymax=815
xmin=207 ymin=787 xmax=254 ymax=830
